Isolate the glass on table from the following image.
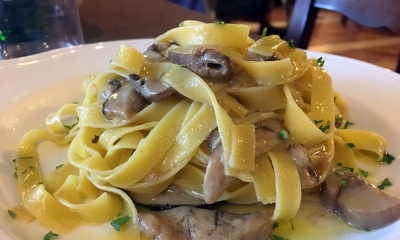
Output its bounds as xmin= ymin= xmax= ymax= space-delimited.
xmin=0 ymin=0 xmax=84 ymax=60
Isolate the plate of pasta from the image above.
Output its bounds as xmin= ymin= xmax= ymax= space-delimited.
xmin=1 ymin=21 xmax=400 ymax=240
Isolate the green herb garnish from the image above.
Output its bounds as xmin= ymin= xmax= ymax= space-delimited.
xmin=278 ymin=130 xmax=288 ymax=140
xmin=8 ymin=209 xmax=17 ymax=219
xmin=344 ymin=142 xmax=355 ymax=148
xmin=64 ymin=117 xmax=79 ymax=130
xmin=291 ymin=222 xmax=295 ymax=230
xmin=43 ymin=231 xmax=58 ymax=240
xmin=287 ymin=39 xmax=295 ymax=48
xmin=358 ymin=169 xmax=369 ymax=178
xmin=19 ymin=156 xmax=33 ymax=160
xmin=343 ymin=121 xmax=354 ymax=129
xmin=272 ymin=222 xmax=279 ymax=229
xmin=377 ymin=178 xmax=393 ymax=190
xmin=316 ymin=57 xmax=325 ymax=67
xmin=261 ymin=27 xmax=268 ymax=38
xmin=381 ymin=152 xmax=395 ymax=164
xmin=55 ymin=164 xmax=64 ymax=170
xmin=314 ymin=120 xmax=331 ymax=133
xmin=336 ymin=166 xmax=354 ymax=175
xmin=273 ymin=235 xmax=288 ymax=240
xmin=341 ymin=180 xmax=348 ymax=187
xmin=110 ymin=216 xmax=131 ymax=231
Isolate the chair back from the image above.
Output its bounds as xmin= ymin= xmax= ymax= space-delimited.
xmin=285 ymin=0 xmax=400 ymax=73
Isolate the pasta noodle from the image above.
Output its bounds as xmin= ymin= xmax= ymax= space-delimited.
xmin=11 ymin=21 xmax=390 ymax=239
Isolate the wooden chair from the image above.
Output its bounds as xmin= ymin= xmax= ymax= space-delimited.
xmin=284 ymin=0 xmax=400 ymax=73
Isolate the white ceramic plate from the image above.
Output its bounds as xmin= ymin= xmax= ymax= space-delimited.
xmin=1 ymin=39 xmax=400 ymax=240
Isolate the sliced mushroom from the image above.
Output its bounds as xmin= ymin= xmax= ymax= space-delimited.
xmin=138 ymin=206 xmax=272 ymax=240
xmin=143 ymin=41 xmax=173 ymax=62
xmin=168 ymin=46 xmax=234 ymax=80
xmin=97 ymin=79 xmax=122 ymax=103
xmin=321 ymin=168 xmax=400 ymax=230
xmin=203 ymin=145 xmax=235 ymax=204
xmin=206 ymin=128 xmax=221 ymax=153
xmin=128 ymin=73 xmax=176 ymax=102
xmin=246 ymin=52 xmax=280 ymax=62
xmin=130 ymin=185 xmax=205 ymax=208
xmin=288 ymin=144 xmax=320 ymax=188
xmin=102 ymin=79 xmax=150 ymax=120
xmin=254 ymin=118 xmax=285 ymax=157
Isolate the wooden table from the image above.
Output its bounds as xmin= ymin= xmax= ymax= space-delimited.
xmin=78 ymin=0 xmax=215 ymax=43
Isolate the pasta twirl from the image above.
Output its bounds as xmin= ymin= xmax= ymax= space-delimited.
xmin=11 ymin=21 xmax=391 ymax=239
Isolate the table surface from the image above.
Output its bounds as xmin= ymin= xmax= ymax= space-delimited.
xmin=78 ymin=0 xmax=215 ymax=43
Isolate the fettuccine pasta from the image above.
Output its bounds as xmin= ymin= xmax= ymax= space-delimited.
xmin=11 ymin=21 xmax=389 ymax=239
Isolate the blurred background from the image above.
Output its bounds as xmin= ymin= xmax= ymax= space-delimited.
xmin=169 ymin=0 xmax=400 ymax=72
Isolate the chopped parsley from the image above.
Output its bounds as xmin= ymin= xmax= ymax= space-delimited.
xmin=381 ymin=152 xmax=395 ymax=164
xmin=314 ymin=120 xmax=330 ymax=133
xmin=19 ymin=156 xmax=33 ymax=160
xmin=291 ymin=222 xmax=295 ymax=230
xmin=278 ymin=130 xmax=289 ymax=140
xmin=110 ymin=216 xmax=131 ymax=231
xmin=316 ymin=57 xmax=325 ymax=67
xmin=55 ymin=164 xmax=64 ymax=170
xmin=29 ymin=166 xmax=35 ymax=169
xmin=12 ymin=159 xmax=16 ymax=163
xmin=377 ymin=178 xmax=393 ymax=190
xmin=336 ymin=165 xmax=354 ymax=175
xmin=344 ymin=142 xmax=355 ymax=148
xmin=272 ymin=222 xmax=279 ymax=229
xmin=343 ymin=121 xmax=354 ymax=129
xmin=273 ymin=235 xmax=289 ymax=240
xmin=287 ymin=39 xmax=295 ymax=48
xmin=64 ymin=117 xmax=79 ymax=130
xmin=341 ymin=180 xmax=348 ymax=187
xmin=43 ymin=231 xmax=58 ymax=240
xmin=358 ymin=169 xmax=369 ymax=178
xmin=8 ymin=209 xmax=17 ymax=219
xmin=261 ymin=27 xmax=268 ymax=38
xmin=179 ymin=21 xmax=184 ymax=27
xmin=14 ymin=172 xmax=18 ymax=179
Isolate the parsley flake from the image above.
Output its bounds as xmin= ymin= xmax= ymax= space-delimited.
xmin=343 ymin=121 xmax=354 ymax=129
xmin=314 ymin=120 xmax=331 ymax=133
xmin=55 ymin=164 xmax=64 ymax=170
xmin=336 ymin=166 xmax=354 ymax=175
xmin=273 ymin=235 xmax=289 ymax=240
xmin=316 ymin=57 xmax=325 ymax=67
xmin=291 ymin=222 xmax=295 ymax=230
xmin=19 ymin=156 xmax=33 ymax=160
xmin=64 ymin=117 xmax=79 ymax=130
xmin=381 ymin=152 xmax=395 ymax=164
xmin=358 ymin=169 xmax=369 ymax=178
xmin=8 ymin=209 xmax=17 ymax=219
xmin=287 ymin=39 xmax=295 ymax=48
xmin=278 ymin=130 xmax=288 ymax=140
xmin=43 ymin=231 xmax=58 ymax=240
xmin=261 ymin=27 xmax=268 ymax=38
xmin=341 ymin=180 xmax=348 ymax=187
xmin=344 ymin=142 xmax=355 ymax=148
xmin=272 ymin=222 xmax=279 ymax=229
xmin=377 ymin=178 xmax=393 ymax=190
xmin=110 ymin=216 xmax=131 ymax=231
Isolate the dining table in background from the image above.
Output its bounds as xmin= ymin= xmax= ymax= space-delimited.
xmin=78 ymin=0 xmax=215 ymax=43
